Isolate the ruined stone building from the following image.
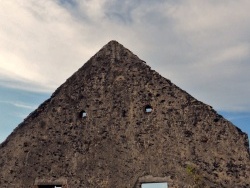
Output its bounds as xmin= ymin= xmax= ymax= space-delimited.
xmin=0 ymin=41 xmax=249 ymax=187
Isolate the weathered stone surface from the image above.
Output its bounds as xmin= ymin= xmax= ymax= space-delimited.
xmin=0 ymin=41 xmax=249 ymax=187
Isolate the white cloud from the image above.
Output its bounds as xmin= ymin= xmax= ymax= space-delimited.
xmin=167 ymin=0 xmax=250 ymax=33
xmin=0 ymin=1 xmax=95 ymax=92
xmin=0 ymin=0 xmax=250 ymax=112
xmin=78 ymin=0 xmax=107 ymax=20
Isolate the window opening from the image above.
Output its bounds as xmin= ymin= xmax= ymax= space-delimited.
xmin=145 ymin=105 xmax=153 ymax=113
xmin=141 ymin=182 xmax=168 ymax=188
xmin=80 ymin=110 xmax=87 ymax=118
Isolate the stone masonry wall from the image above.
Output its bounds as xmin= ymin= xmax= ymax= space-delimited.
xmin=0 ymin=41 xmax=249 ymax=187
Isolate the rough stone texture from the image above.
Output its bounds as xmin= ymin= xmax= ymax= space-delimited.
xmin=0 ymin=41 xmax=249 ymax=188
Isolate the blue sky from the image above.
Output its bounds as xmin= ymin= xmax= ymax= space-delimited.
xmin=0 ymin=0 xmax=249 ymax=147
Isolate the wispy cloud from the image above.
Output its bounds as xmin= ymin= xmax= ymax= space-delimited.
xmin=0 ymin=0 xmax=250 ymax=112
xmin=0 ymin=101 xmax=36 ymax=110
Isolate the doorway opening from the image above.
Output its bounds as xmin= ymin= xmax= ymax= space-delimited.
xmin=136 ymin=175 xmax=169 ymax=188
xmin=141 ymin=182 xmax=168 ymax=188
xmin=38 ymin=186 xmax=62 ymax=188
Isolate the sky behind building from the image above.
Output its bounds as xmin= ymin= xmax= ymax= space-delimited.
xmin=0 ymin=0 xmax=250 ymax=144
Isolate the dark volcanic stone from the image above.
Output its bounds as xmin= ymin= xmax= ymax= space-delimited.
xmin=0 ymin=41 xmax=249 ymax=187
